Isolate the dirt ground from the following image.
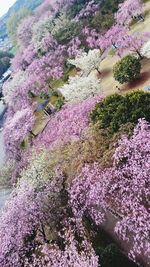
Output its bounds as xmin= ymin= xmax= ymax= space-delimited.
xmin=100 ymin=56 xmax=150 ymax=96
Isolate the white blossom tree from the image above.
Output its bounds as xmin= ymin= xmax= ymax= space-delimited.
xmin=21 ymin=150 xmax=53 ymax=187
xmin=68 ymin=49 xmax=102 ymax=76
xmin=141 ymin=39 xmax=150 ymax=58
xmin=59 ymin=75 xmax=101 ymax=103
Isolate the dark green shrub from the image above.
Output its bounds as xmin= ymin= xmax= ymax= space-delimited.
xmin=93 ymin=230 xmax=137 ymax=267
xmin=40 ymin=92 xmax=49 ymax=99
xmin=91 ymin=91 xmax=150 ymax=133
xmin=91 ymin=12 xmax=114 ymax=31
xmin=67 ymin=0 xmax=89 ymax=18
xmin=90 ymin=0 xmax=123 ymax=30
xmin=0 ymin=51 xmax=13 ymax=59
xmin=113 ymin=55 xmax=141 ymax=84
xmin=100 ymin=244 xmax=137 ymax=267
xmin=55 ymin=98 xmax=65 ymax=110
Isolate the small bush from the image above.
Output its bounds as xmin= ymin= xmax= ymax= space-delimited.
xmin=91 ymin=91 xmax=150 ymax=133
xmin=55 ymin=98 xmax=65 ymax=110
xmin=113 ymin=55 xmax=141 ymax=84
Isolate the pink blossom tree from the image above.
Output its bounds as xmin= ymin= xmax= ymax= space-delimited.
xmin=17 ymin=16 xmax=35 ymax=48
xmin=82 ymin=27 xmax=104 ymax=50
xmin=100 ymin=25 xmax=149 ymax=58
xmin=4 ymin=107 xmax=35 ymax=160
xmin=116 ymin=32 xmax=150 ymax=58
xmin=115 ymin=0 xmax=144 ymax=26
xmin=102 ymin=25 xmax=127 ymax=50
xmin=0 ymin=160 xmax=99 ymax=267
xmin=75 ymin=0 xmax=100 ymax=21
xmin=67 ymin=36 xmax=82 ymax=57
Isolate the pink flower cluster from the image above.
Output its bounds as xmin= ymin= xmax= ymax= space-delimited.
xmin=0 ymin=170 xmax=99 ymax=267
xmin=0 ymin=180 xmax=41 ymax=267
xmin=115 ymin=0 xmax=144 ymax=26
xmin=34 ymin=95 xmax=102 ymax=149
xmin=4 ymin=107 xmax=35 ymax=160
xmin=75 ymin=0 xmax=100 ymax=21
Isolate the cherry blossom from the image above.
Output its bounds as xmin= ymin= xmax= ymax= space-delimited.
xmin=141 ymin=39 xmax=150 ymax=58
xmin=75 ymin=0 xmax=100 ymax=21
xmin=4 ymin=107 xmax=35 ymax=160
xmin=115 ymin=0 xmax=144 ymax=26
xmin=68 ymin=49 xmax=102 ymax=76
xmin=59 ymin=75 xmax=102 ymax=103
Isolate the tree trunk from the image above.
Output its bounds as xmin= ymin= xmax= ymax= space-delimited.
xmin=136 ymin=50 xmax=143 ymax=60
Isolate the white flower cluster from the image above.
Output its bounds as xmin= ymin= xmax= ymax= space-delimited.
xmin=141 ymin=39 xmax=150 ymax=58
xmin=59 ymin=75 xmax=101 ymax=103
xmin=21 ymin=150 xmax=52 ymax=187
xmin=68 ymin=49 xmax=102 ymax=76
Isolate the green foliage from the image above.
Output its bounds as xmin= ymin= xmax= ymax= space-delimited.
xmin=90 ymin=0 xmax=123 ymax=31
xmin=113 ymin=55 xmax=141 ymax=84
xmin=40 ymin=92 xmax=49 ymax=100
xmin=0 ymin=50 xmax=13 ymax=78
xmin=0 ymin=50 xmax=13 ymax=59
xmin=91 ymin=91 xmax=150 ymax=133
xmin=55 ymin=98 xmax=65 ymax=110
xmin=91 ymin=12 xmax=114 ymax=31
xmin=7 ymin=8 xmax=31 ymax=47
xmin=20 ymin=139 xmax=29 ymax=150
xmin=62 ymin=64 xmax=76 ymax=82
xmin=67 ymin=0 xmax=90 ymax=18
xmin=52 ymin=19 xmax=81 ymax=44
xmin=0 ymin=58 xmax=10 ymax=77
xmin=100 ymin=0 xmax=123 ymax=14
xmin=93 ymin=229 xmax=137 ymax=267
xmin=0 ymin=160 xmax=14 ymax=186
xmin=100 ymin=244 xmax=137 ymax=267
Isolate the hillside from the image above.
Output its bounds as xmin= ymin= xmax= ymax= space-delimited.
xmin=0 ymin=0 xmax=42 ymax=39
